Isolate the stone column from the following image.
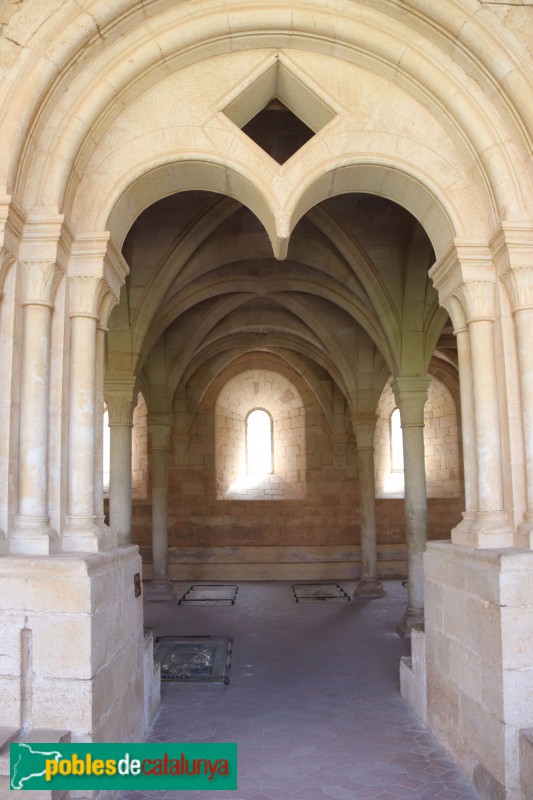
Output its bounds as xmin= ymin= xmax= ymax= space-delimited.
xmin=392 ymin=377 xmax=429 ymax=632
xmin=106 ymin=382 xmax=137 ymax=545
xmin=444 ymin=295 xmax=478 ymax=545
xmin=94 ymin=324 xmax=107 ymax=527
xmin=352 ymin=415 xmax=385 ymax=598
xmin=146 ymin=417 xmax=174 ymax=600
xmin=11 ymin=261 xmax=62 ymax=555
xmin=63 ymin=276 xmax=116 ymax=553
xmin=453 ymin=281 xmax=512 ymax=547
xmin=0 ymin=247 xmax=15 ymax=551
xmin=500 ymin=266 xmax=533 ymax=545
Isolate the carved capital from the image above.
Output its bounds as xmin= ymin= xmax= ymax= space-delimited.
xmin=0 ymin=247 xmax=15 ymax=296
xmin=442 ymin=295 xmax=467 ymax=333
xmin=19 ymin=260 xmax=63 ymax=306
xmin=453 ymin=281 xmax=495 ymax=323
xmin=106 ymin=394 xmax=136 ymax=426
xmin=68 ymin=275 xmax=110 ymax=319
xmin=500 ymin=268 xmax=533 ymax=312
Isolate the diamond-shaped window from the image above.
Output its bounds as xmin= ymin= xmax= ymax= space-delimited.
xmin=222 ymin=56 xmax=337 ymax=165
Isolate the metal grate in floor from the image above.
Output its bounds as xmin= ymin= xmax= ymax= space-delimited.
xmin=292 ymin=582 xmax=351 ymax=602
xmin=177 ymin=584 xmax=238 ymax=605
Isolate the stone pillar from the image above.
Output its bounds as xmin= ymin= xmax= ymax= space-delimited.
xmin=146 ymin=417 xmax=173 ymax=600
xmin=11 ymin=261 xmax=62 ymax=555
xmin=63 ymin=276 xmax=116 ymax=553
xmin=106 ymin=382 xmax=137 ymax=545
xmin=453 ymin=281 xmax=512 ymax=547
xmin=444 ymin=295 xmax=478 ymax=545
xmin=392 ymin=377 xmax=430 ymax=632
xmin=352 ymin=415 xmax=385 ymax=598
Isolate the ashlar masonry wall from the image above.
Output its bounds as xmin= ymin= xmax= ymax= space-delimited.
xmin=129 ymin=365 xmax=463 ymax=580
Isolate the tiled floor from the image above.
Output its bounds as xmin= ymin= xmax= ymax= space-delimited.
xmin=118 ymin=581 xmax=480 ymax=800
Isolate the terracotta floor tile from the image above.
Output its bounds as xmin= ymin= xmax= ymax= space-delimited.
xmin=118 ymin=581 xmax=480 ymax=800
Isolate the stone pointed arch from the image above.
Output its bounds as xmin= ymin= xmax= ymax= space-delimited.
xmin=285 ymin=161 xmax=462 ymax=259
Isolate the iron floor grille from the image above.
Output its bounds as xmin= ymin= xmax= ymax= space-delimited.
xmin=292 ymin=583 xmax=351 ymax=602
xmin=154 ymin=635 xmax=232 ymax=684
xmin=178 ymin=584 xmax=239 ymax=605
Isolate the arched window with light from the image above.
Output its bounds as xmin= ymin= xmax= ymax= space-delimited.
xmin=390 ymin=407 xmax=404 ymax=472
xmin=246 ymin=408 xmax=273 ymax=475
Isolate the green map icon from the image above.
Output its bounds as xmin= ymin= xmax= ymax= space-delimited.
xmin=10 ymin=742 xmax=62 ymax=789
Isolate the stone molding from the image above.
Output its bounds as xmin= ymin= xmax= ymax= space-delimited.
xmin=351 ymin=414 xmax=377 ymax=450
xmin=391 ymin=377 xmax=430 ymax=427
xmin=428 ymin=241 xmax=494 ymax=307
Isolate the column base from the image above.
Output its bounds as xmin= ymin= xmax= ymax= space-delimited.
xmin=397 ymin=606 xmax=424 ymax=638
xmin=354 ymin=577 xmax=387 ymax=598
xmin=144 ymin=579 xmax=175 ymax=602
xmin=62 ymin=519 xmax=117 ymax=553
xmin=452 ymin=511 xmax=513 ymax=548
xmin=10 ymin=517 xmax=59 ymax=555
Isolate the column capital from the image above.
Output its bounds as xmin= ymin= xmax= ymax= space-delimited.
xmin=391 ymin=377 xmax=430 ymax=427
xmin=105 ymin=378 xmax=138 ymax=426
xmin=68 ymin=274 xmax=111 ymax=319
xmin=442 ymin=294 xmax=467 ymax=333
xmin=0 ymin=246 xmax=15 ymax=296
xmin=19 ymin=260 xmax=63 ymax=306
xmin=453 ymin=280 xmax=496 ymax=323
xmin=351 ymin=414 xmax=377 ymax=449
xmin=500 ymin=268 xmax=533 ymax=313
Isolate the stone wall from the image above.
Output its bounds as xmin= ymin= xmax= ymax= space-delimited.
xmin=129 ymin=364 xmax=464 ymax=580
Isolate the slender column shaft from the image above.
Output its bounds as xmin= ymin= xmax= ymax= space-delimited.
xmin=454 ymin=326 xmax=478 ymax=516
xmin=469 ymin=318 xmax=504 ymax=512
xmin=148 ymin=420 xmax=173 ymax=596
xmin=515 ymin=308 xmax=533 ymax=521
xmin=12 ymin=259 xmax=62 ymax=554
xmin=392 ymin=377 xmax=429 ymax=627
xmin=18 ymin=304 xmax=53 ymax=519
xmin=68 ymin=313 xmax=98 ymax=521
xmin=352 ymin=415 xmax=385 ymax=598
xmin=63 ymin=306 xmax=116 ymax=551
xmin=445 ymin=294 xmax=479 ymax=546
xmin=495 ymin=235 xmax=533 ymax=543
xmin=452 ymin=281 xmax=511 ymax=546
xmin=152 ymin=446 xmax=169 ymax=581
xmin=109 ymin=422 xmax=133 ymax=545
xmin=94 ymin=326 xmax=106 ymax=526
xmin=402 ymin=422 xmax=427 ymax=615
